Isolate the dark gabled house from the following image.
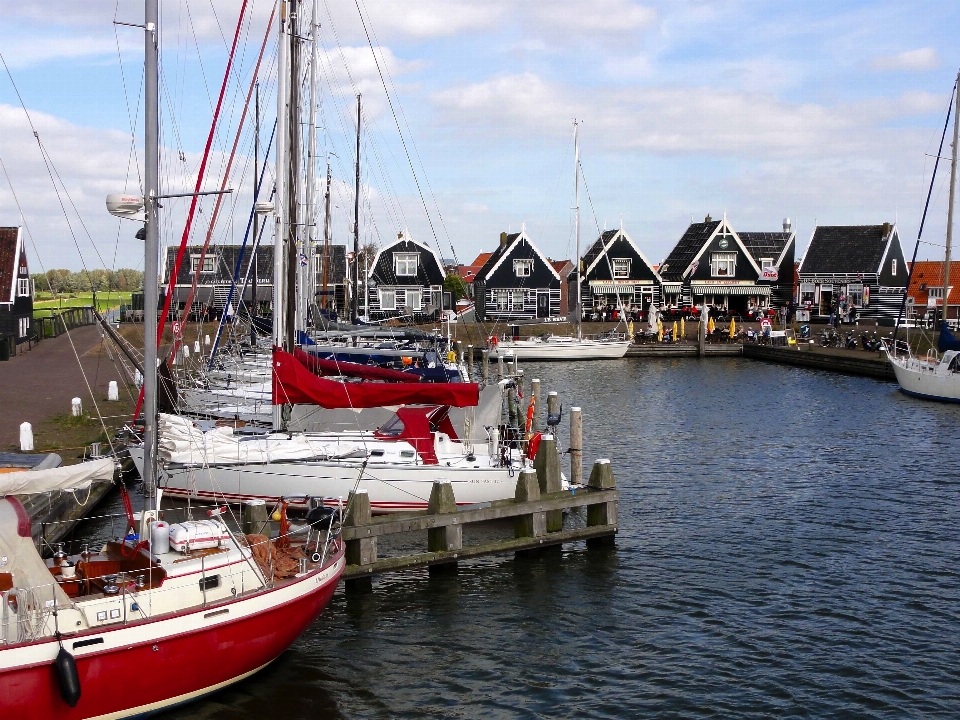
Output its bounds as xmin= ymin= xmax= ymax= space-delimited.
xmin=738 ymin=219 xmax=796 ymax=308
xmin=366 ymin=235 xmax=445 ymax=321
xmin=658 ymin=215 xmax=768 ymax=314
xmin=474 ymin=231 xmax=561 ymax=321
xmin=0 ymin=226 xmax=34 ymax=355
xmin=572 ymin=227 xmax=661 ymax=317
xmin=162 ymin=243 xmax=348 ymax=320
xmin=797 ymin=223 xmax=907 ymax=324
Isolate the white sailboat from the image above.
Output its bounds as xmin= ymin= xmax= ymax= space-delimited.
xmin=886 ymin=70 xmax=960 ymax=402
xmin=489 ymin=121 xmax=631 ymax=361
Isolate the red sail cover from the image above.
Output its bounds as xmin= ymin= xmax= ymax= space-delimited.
xmin=292 ymin=347 xmax=422 ymax=383
xmin=272 ymin=348 xmax=479 ymax=408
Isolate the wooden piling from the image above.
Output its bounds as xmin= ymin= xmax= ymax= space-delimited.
xmin=498 ymin=354 xmax=504 ymax=380
xmin=586 ymin=459 xmax=617 ymax=548
xmin=427 ymin=481 xmax=461 ymax=575
xmin=699 ymin=308 xmax=707 ymax=356
xmin=547 ymin=390 xmax=559 ymax=419
xmin=514 ymin=469 xmax=545 ymax=557
xmin=241 ymin=500 xmax=268 ymax=536
xmin=506 ymin=359 xmax=515 ymax=376
xmin=466 ymin=345 xmax=474 ymax=382
xmin=481 ymin=349 xmax=490 ymax=382
xmin=534 ymin=434 xmax=563 ymax=532
xmin=531 ymin=378 xmax=542 ymax=432
xmin=344 ymin=490 xmax=376 ymax=591
xmin=570 ymin=406 xmax=583 ymax=486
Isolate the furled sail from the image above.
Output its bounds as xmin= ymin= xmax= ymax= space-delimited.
xmin=272 ymin=348 xmax=479 ymax=408
xmin=937 ymin=322 xmax=960 ymax=353
xmin=0 ymin=458 xmax=115 ymax=496
xmin=293 ymin=348 xmax=422 ymax=383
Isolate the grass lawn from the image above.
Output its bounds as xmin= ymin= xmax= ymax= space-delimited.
xmin=33 ymin=291 xmax=133 ymax=318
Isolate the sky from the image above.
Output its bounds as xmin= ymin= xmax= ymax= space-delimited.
xmin=0 ymin=0 xmax=958 ymax=276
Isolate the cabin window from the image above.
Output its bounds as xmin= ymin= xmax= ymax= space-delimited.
xmin=848 ymin=283 xmax=863 ymax=307
xmin=891 ymin=259 xmax=897 ymax=276
xmin=405 ymin=289 xmax=422 ymax=311
xmin=17 ymin=317 xmax=29 ymax=338
xmin=612 ymin=259 xmax=631 ymax=279
xmin=514 ymin=259 xmax=533 ymax=277
xmin=711 ymin=252 xmax=736 ymax=277
xmin=379 ymin=288 xmax=396 ymax=310
xmin=394 ymin=253 xmax=419 ymax=277
xmin=191 ymin=255 xmax=216 ymax=274
xmin=17 ymin=278 xmax=30 ymax=297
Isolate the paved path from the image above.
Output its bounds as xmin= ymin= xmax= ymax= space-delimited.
xmin=0 ymin=325 xmax=132 ymax=449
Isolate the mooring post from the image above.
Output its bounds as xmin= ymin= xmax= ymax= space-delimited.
xmin=344 ymin=489 xmax=376 ymax=591
xmin=497 ymin=354 xmax=504 ymax=380
xmin=534 ymin=434 xmax=563 ymax=532
xmin=547 ymin=390 xmax=559 ymax=420
xmin=514 ymin=468 xmax=545 ymax=546
xmin=586 ymin=459 xmax=617 ymax=548
xmin=699 ymin=307 xmax=708 ymax=356
xmin=530 ymin=378 xmax=542 ymax=432
xmin=427 ymin=481 xmax=462 ymax=575
xmin=466 ymin=345 xmax=474 ymax=382
xmin=481 ymin=349 xmax=490 ymax=382
xmin=506 ymin=359 xmax=515 ymax=376
xmin=241 ymin=499 xmax=268 ymax=536
xmin=570 ymin=406 xmax=583 ymax=486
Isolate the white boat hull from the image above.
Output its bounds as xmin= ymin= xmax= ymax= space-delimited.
xmin=489 ymin=339 xmax=631 ymax=361
xmin=887 ymin=350 xmax=960 ymax=402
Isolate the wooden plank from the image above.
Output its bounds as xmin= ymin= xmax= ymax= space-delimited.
xmin=342 ymin=524 xmax=618 ymax=578
xmin=340 ymin=488 xmax=619 ymax=540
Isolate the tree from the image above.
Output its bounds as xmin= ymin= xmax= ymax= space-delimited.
xmin=444 ymin=273 xmax=468 ymax=302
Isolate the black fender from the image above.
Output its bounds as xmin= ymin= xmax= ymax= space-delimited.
xmin=55 ymin=646 xmax=81 ymax=707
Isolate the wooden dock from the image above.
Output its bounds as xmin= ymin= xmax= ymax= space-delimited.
xmin=340 ymin=448 xmax=618 ymax=590
xmin=626 ymin=343 xmax=742 ymax=358
xmin=742 ymin=344 xmax=895 ymax=380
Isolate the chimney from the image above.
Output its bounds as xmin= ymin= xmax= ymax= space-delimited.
xmin=783 ymin=217 xmax=791 ymax=234
xmin=882 ymin=222 xmax=891 ymax=237
xmin=704 ymin=213 xmax=712 ymax=223
xmin=500 ymin=231 xmax=508 ymax=247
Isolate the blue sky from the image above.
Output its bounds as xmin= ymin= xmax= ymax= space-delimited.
xmin=0 ymin=0 xmax=957 ymax=274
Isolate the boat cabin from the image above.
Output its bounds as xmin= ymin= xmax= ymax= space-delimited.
xmin=374 ymin=405 xmax=460 ymax=465
xmin=474 ymin=231 xmax=561 ymax=321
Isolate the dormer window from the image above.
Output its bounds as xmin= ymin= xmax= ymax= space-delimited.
xmin=711 ymin=252 xmax=737 ymax=277
xmin=191 ymin=255 xmax=216 ymax=274
xmin=17 ymin=278 xmax=30 ymax=297
xmin=760 ymin=258 xmax=774 ymax=271
xmin=394 ymin=253 xmax=418 ymax=277
xmin=891 ymin=259 xmax=897 ymax=276
xmin=612 ymin=258 xmax=631 ymax=279
xmin=514 ymin=259 xmax=533 ymax=277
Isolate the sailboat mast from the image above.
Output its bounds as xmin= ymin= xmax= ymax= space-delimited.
xmin=273 ymin=0 xmax=290 ymax=430
xmin=352 ymin=93 xmax=361 ymax=323
xmin=142 ymin=0 xmax=160 ymax=497
xmin=284 ymin=2 xmax=300 ymax=352
xmin=574 ymin=119 xmax=582 ymax=341
xmin=303 ymin=0 xmax=319 ymax=331
xmin=323 ymin=161 xmax=331 ymax=310
xmin=942 ymin=71 xmax=960 ymax=328
xmin=252 ymin=82 xmax=259 ymax=331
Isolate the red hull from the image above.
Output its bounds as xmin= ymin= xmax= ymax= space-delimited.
xmin=0 ymin=548 xmax=343 ymax=719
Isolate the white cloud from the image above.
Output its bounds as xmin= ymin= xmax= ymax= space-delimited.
xmin=527 ymin=0 xmax=656 ymax=36
xmin=872 ymin=47 xmax=940 ymax=72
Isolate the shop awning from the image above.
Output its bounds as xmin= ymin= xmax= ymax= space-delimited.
xmin=589 ymin=281 xmax=645 ymax=294
xmin=661 ymin=282 xmax=682 ymax=293
xmin=691 ymin=283 xmax=771 ymax=296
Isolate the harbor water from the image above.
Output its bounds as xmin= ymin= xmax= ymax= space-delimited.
xmin=88 ymin=358 xmax=960 ymax=717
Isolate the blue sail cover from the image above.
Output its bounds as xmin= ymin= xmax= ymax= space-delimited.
xmin=938 ymin=322 xmax=960 ymax=352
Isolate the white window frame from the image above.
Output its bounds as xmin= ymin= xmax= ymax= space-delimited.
xmin=18 ymin=317 xmax=29 ymax=338
xmin=494 ymin=289 xmax=510 ymax=311
xmin=379 ymin=288 xmax=396 ymax=311
xmin=760 ymin=257 xmax=774 ymax=271
xmin=612 ymin=258 xmax=631 ymax=279
xmin=710 ymin=252 xmax=737 ymax=277
xmin=513 ymin=259 xmax=533 ymax=277
xmin=17 ymin=278 xmax=30 ymax=297
xmin=405 ymin=289 xmax=422 ymax=311
xmin=191 ymin=255 xmax=216 ymax=274
xmin=891 ymin=259 xmax=897 ymax=276
xmin=394 ymin=253 xmax=419 ymax=277
xmin=847 ymin=282 xmax=864 ymax=307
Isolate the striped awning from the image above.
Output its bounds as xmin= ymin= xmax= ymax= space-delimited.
xmin=691 ymin=283 xmax=771 ymax=297
xmin=661 ymin=282 xmax=682 ymax=293
xmin=589 ymin=282 xmax=642 ymax=294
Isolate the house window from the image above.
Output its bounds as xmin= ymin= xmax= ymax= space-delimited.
xmin=710 ymin=252 xmax=737 ymax=277
xmin=18 ymin=317 xmax=29 ymax=338
xmin=405 ymin=289 xmax=422 ymax=311
xmin=612 ymin=259 xmax=631 ymax=279
xmin=191 ymin=255 xmax=216 ymax=273
xmin=514 ymin=259 xmax=533 ymax=277
xmin=379 ymin=288 xmax=396 ymax=310
xmin=848 ymin=283 xmax=863 ymax=307
xmin=493 ymin=289 xmax=525 ymax=311
xmin=891 ymin=259 xmax=897 ymax=276
xmin=17 ymin=278 xmax=30 ymax=297
xmin=394 ymin=253 xmax=419 ymax=277
xmin=799 ymin=283 xmax=815 ymax=306
xmin=760 ymin=258 xmax=774 ymax=271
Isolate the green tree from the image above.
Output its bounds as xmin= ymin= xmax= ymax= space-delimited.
xmin=444 ymin=273 xmax=468 ymax=302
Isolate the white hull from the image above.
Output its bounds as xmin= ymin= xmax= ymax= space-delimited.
xmin=489 ymin=339 xmax=630 ymax=361
xmin=886 ymin=349 xmax=960 ymax=402
xmin=131 ymin=448 xmax=525 ymax=512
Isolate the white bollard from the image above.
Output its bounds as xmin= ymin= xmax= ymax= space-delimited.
xmin=71 ymin=397 xmax=82 ymax=417
xmin=134 ymin=370 xmax=143 ymax=388
xmin=204 ymin=334 xmax=211 ymax=346
xmin=20 ymin=422 xmax=33 ymax=452
xmin=182 ymin=344 xmax=190 ymax=358
xmin=194 ymin=340 xmax=201 ymax=354
xmin=108 ymin=380 xmax=119 ymax=401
